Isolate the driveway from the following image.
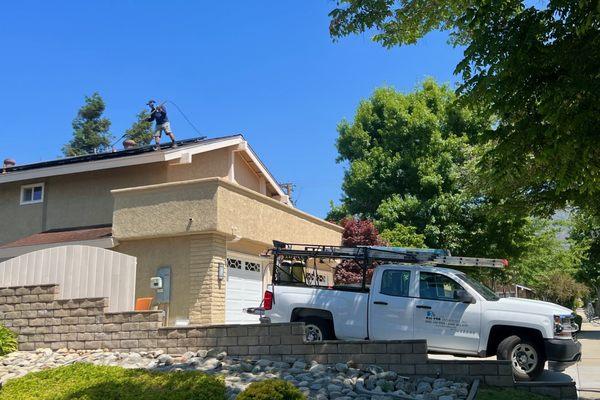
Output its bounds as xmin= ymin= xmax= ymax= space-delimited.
xmin=564 ymin=323 xmax=600 ymax=399
xmin=429 ymin=323 xmax=600 ymax=399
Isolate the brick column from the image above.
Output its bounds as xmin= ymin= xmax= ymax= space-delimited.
xmin=188 ymin=233 xmax=227 ymax=324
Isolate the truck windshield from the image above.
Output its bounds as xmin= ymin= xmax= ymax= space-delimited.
xmin=458 ymin=274 xmax=499 ymax=301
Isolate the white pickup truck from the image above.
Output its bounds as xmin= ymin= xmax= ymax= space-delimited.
xmin=261 ymin=262 xmax=581 ymax=380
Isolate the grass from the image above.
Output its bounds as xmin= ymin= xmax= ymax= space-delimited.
xmin=0 ymin=363 xmax=227 ymax=400
xmin=0 ymin=325 xmax=17 ymax=356
xmin=477 ymin=386 xmax=553 ymax=400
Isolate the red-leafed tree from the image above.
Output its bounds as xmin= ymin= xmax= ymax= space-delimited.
xmin=334 ymin=218 xmax=384 ymax=285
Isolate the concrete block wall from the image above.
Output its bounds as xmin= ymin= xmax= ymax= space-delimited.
xmin=0 ymin=284 xmax=576 ymax=398
xmin=0 ymin=284 xmax=164 ymax=351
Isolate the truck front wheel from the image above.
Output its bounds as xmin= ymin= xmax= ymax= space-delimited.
xmin=300 ymin=317 xmax=334 ymax=342
xmin=497 ymin=335 xmax=545 ymax=380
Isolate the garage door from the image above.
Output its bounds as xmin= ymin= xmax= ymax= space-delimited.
xmin=225 ymin=256 xmax=263 ymax=324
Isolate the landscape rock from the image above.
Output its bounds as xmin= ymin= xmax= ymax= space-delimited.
xmin=0 ymin=349 xmax=471 ymax=400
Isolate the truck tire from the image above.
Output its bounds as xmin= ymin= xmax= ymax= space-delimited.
xmin=497 ymin=334 xmax=545 ymax=380
xmin=300 ymin=317 xmax=334 ymax=342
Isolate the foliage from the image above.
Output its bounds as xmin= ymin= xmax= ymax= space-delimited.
xmin=0 ymin=363 xmax=227 ymax=400
xmin=570 ymin=209 xmax=600 ymax=313
xmin=237 ymin=379 xmax=305 ymax=400
xmin=507 ymin=218 xmax=585 ymax=287
xmin=531 ymin=270 xmax=589 ymax=309
xmin=0 ymin=325 xmax=17 ymax=356
xmin=329 ymin=0 xmax=600 ymax=217
xmin=340 ymin=218 xmax=384 ymax=247
xmin=333 ymin=218 xmax=383 ymax=284
xmin=476 ymin=385 xmax=553 ymax=400
xmin=63 ymin=93 xmax=112 ymax=156
xmin=125 ymin=110 xmax=154 ymax=146
xmin=380 ymin=223 xmax=425 ymax=248
xmin=329 ymin=80 xmax=530 ymax=261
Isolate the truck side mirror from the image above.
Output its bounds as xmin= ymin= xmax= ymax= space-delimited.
xmin=456 ymin=289 xmax=475 ymax=304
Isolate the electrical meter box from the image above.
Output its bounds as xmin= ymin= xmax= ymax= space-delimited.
xmin=154 ymin=266 xmax=171 ymax=304
xmin=150 ymin=277 xmax=163 ymax=289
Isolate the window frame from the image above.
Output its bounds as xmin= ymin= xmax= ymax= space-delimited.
xmin=418 ymin=271 xmax=466 ymax=303
xmin=379 ymin=269 xmax=411 ymax=298
xmin=20 ymin=183 xmax=45 ymax=205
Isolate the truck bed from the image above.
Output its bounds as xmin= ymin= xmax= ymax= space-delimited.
xmin=270 ymin=284 xmax=369 ymax=340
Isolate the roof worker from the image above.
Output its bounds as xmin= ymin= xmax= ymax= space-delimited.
xmin=146 ymin=100 xmax=177 ymax=150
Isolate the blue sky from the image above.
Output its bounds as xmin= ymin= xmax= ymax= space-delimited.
xmin=0 ymin=1 xmax=462 ymax=218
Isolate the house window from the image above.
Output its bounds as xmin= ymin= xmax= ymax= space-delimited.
xmin=244 ymin=262 xmax=261 ymax=272
xmin=227 ymin=258 xmax=242 ymax=269
xmin=20 ymin=183 xmax=45 ymax=205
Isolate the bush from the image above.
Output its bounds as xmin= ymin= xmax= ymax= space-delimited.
xmin=0 ymin=363 xmax=227 ymax=400
xmin=0 ymin=325 xmax=17 ymax=356
xmin=237 ymin=379 xmax=305 ymax=400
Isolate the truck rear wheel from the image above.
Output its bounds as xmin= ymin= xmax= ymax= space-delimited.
xmin=300 ymin=317 xmax=334 ymax=342
xmin=497 ymin=335 xmax=545 ymax=380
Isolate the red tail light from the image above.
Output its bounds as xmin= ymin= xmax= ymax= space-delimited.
xmin=263 ymin=290 xmax=273 ymax=310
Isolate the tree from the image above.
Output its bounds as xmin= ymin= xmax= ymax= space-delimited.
xmin=329 ymin=0 xmax=600 ymax=216
xmin=63 ymin=93 xmax=112 ymax=156
xmin=508 ymin=218 xmax=585 ymax=288
xmin=380 ymin=223 xmax=425 ymax=248
xmin=333 ymin=218 xmax=383 ymax=284
xmin=570 ymin=210 xmax=600 ymax=314
xmin=532 ymin=270 xmax=589 ymax=310
xmin=328 ymin=80 xmax=530 ymax=260
xmin=125 ymin=110 xmax=154 ymax=146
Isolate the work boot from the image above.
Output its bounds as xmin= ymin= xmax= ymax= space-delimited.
xmin=171 ymin=141 xmax=178 ymax=148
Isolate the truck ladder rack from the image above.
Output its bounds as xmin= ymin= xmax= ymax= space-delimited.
xmin=269 ymin=241 xmax=508 ymax=269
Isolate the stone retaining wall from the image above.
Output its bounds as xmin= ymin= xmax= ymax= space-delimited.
xmin=0 ymin=284 xmax=577 ymax=399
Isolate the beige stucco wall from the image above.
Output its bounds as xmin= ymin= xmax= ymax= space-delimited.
xmin=111 ymin=178 xmax=342 ymax=325
xmin=216 ymin=182 xmax=343 ymax=245
xmin=115 ymin=233 xmax=228 ymax=325
xmin=0 ymin=146 xmax=259 ymax=246
xmin=0 ymin=181 xmax=45 ymax=245
xmin=112 ymin=179 xmax=220 ymax=239
xmin=112 ymin=178 xmax=343 ymax=246
xmin=234 ymin=153 xmax=260 ymax=192
xmin=115 ymin=236 xmax=191 ymax=325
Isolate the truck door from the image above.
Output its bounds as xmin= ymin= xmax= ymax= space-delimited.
xmin=368 ymin=267 xmax=415 ymax=340
xmin=413 ymin=271 xmax=481 ymax=354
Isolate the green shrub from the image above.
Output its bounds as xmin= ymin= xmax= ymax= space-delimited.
xmin=0 ymin=325 xmax=17 ymax=356
xmin=0 ymin=363 xmax=227 ymax=400
xmin=237 ymin=379 xmax=305 ymax=400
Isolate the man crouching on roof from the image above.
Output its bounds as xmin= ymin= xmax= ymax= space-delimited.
xmin=146 ymin=100 xmax=177 ymax=150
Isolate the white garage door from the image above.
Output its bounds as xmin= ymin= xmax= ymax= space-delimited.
xmin=225 ymin=255 xmax=263 ymax=324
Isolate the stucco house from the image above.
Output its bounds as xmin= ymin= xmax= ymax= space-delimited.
xmin=0 ymin=135 xmax=342 ymax=325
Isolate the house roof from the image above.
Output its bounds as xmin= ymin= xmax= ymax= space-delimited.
xmin=0 ymin=135 xmax=285 ymax=198
xmin=0 ymin=225 xmax=113 ymax=249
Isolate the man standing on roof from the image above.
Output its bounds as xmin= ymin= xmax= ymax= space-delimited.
xmin=146 ymin=100 xmax=177 ymax=150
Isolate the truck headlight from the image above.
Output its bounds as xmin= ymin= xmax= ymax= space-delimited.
xmin=554 ymin=314 xmax=576 ymax=339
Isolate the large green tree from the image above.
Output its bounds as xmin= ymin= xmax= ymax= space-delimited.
xmin=329 ymin=79 xmax=529 ymax=260
xmin=570 ymin=210 xmax=600 ymax=313
xmin=329 ymin=0 xmax=600 ymax=216
xmin=63 ymin=93 xmax=112 ymax=156
xmin=125 ymin=110 xmax=154 ymax=146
